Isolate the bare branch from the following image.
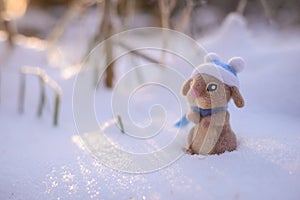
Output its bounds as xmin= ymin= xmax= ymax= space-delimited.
xmin=260 ymin=0 xmax=276 ymax=26
xmin=117 ymin=41 xmax=160 ymax=63
xmin=116 ymin=114 xmax=125 ymax=133
xmin=47 ymin=0 xmax=97 ymax=45
xmin=18 ymin=74 xmax=26 ymax=113
xmin=118 ymin=0 xmax=136 ymax=30
xmin=37 ymin=76 xmax=46 ymax=117
xmin=177 ymin=0 xmax=194 ymax=32
xmin=158 ymin=0 xmax=176 ymax=29
xmin=102 ymin=0 xmax=115 ymax=88
xmin=20 ymin=66 xmax=62 ymax=126
xmin=53 ymin=92 xmax=60 ymax=126
xmin=158 ymin=0 xmax=176 ymax=64
xmin=2 ymin=20 xmax=15 ymax=47
xmin=236 ymin=0 xmax=247 ymax=15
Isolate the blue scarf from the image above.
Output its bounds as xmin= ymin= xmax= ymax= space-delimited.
xmin=174 ymin=105 xmax=228 ymax=128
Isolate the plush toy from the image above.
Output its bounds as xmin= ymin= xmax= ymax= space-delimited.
xmin=177 ymin=52 xmax=245 ymax=155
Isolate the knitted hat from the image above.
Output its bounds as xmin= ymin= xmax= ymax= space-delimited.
xmin=191 ymin=53 xmax=245 ymax=88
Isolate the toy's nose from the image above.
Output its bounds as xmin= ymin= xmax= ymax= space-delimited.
xmin=191 ymin=88 xmax=200 ymax=97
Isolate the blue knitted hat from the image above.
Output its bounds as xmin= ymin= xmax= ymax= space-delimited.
xmin=191 ymin=53 xmax=245 ymax=88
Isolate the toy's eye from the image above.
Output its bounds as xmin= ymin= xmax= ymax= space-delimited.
xmin=206 ymin=83 xmax=218 ymax=92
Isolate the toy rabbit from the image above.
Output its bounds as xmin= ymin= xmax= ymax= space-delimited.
xmin=177 ymin=52 xmax=245 ymax=155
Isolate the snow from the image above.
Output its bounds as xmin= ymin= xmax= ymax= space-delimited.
xmin=1 ymin=9 xmax=300 ymax=200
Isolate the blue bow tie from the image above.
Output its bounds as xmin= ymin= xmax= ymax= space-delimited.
xmin=174 ymin=105 xmax=228 ymax=128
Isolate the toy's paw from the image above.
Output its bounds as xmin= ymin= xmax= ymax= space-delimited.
xmin=186 ymin=110 xmax=200 ymax=124
xmin=182 ymin=147 xmax=195 ymax=155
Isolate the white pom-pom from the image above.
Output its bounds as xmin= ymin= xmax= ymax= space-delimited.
xmin=204 ymin=52 xmax=220 ymax=63
xmin=228 ymin=57 xmax=245 ymax=73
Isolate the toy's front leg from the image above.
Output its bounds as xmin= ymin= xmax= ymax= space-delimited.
xmin=183 ymin=126 xmax=196 ymax=154
xmin=183 ymin=110 xmax=200 ymax=154
xmin=186 ymin=110 xmax=201 ymax=124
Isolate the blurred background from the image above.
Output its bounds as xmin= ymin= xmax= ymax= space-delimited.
xmin=2 ymin=0 xmax=300 ymax=40
xmin=1 ymin=0 xmax=299 ymax=89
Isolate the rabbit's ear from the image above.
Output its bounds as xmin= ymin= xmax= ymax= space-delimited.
xmin=230 ymin=86 xmax=245 ymax=108
xmin=228 ymin=57 xmax=245 ymax=73
xmin=204 ymin=52 xmax=220 ymax=63
xmin=181 ymin=79 xmax=192 ymax=96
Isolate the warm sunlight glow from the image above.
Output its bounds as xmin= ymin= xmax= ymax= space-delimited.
xmin=15 ymin=34 xmax=47 ymax=50
xmin=71 ymin=135 xmax=85 ymax=151
xmin=1 ymin=0 xmax=28 ymax=20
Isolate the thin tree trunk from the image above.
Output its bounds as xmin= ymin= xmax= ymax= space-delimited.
xmin=53 ymin=92 xmax=60 ymax=126
xmin=158 ymin=0 xmax=176 ymax=64
xmin=102 ymin=0 xmax=114 ymax=88
xmin=18 ymin=74 xmax=26 ymax=113
xmin=236 ymin=0 xmax=247 ymax=15
xmin=37 ymin=77 xmax=46 ymax=117
xmin=177 ymin=0 xmax=193 ymax=32
xmin=3 ymin=20 xmax=15 ymax=47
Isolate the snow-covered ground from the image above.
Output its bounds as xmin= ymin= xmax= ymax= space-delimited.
xmin=0 ymin=8 xmax=300 ymax=200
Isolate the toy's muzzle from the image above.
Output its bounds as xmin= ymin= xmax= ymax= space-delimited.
xmin=191 ymin=88 xmax=200 ymax=98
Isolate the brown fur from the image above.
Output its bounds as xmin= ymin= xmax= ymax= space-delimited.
xmin=182 ymin=74 xmax=244 ymax=155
